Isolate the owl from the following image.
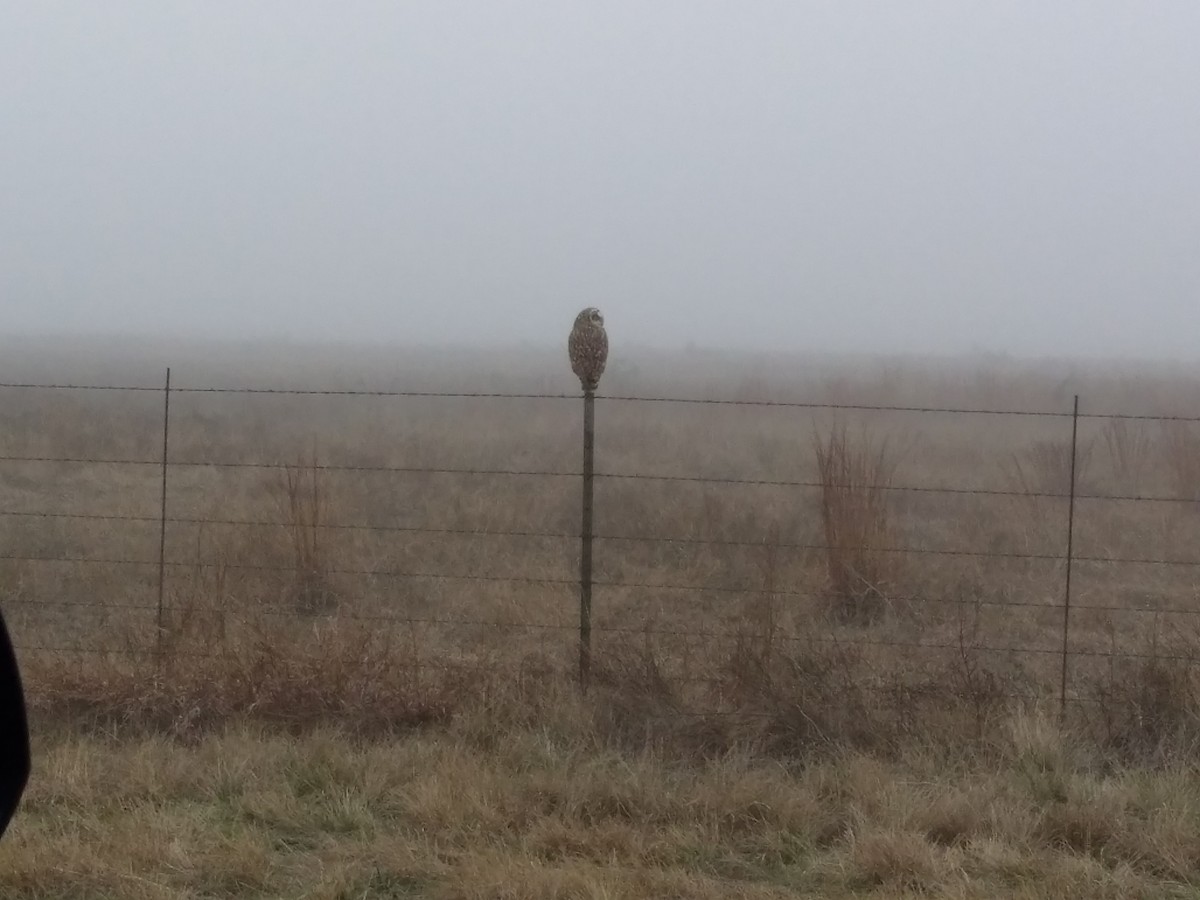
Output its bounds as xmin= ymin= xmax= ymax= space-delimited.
xmin=568 ymin=307 xmax=608 ymax=391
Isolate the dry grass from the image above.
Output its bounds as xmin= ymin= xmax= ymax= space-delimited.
xmin=4 ymin=709 xmax=1200 ymax=898
xmin=5 ymin=340 xmax=1200 ymax=895
xmin=1159 ymin=421 xmax=1200 ymax=501
xmin=812 ymin=424 xmax=900 ymax=622
xmin=1100 ymin=418 xmax=1152 ymax=492
xmin=279 ymin=446 xmax=339 ymax=615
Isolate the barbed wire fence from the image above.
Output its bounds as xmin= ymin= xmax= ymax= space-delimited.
xmin=2 ymin=373 xmax=1200 ymax=728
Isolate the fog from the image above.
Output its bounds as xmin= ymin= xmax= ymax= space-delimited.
xmin=2 ymin=3 xmax=1198 ymax=359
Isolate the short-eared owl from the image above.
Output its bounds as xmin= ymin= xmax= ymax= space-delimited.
xmin=568 ymin=307 xmax=608 ymax=391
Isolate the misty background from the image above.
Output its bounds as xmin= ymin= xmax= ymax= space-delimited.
xmin=2 ymin=3 xmax=1198 ymax=359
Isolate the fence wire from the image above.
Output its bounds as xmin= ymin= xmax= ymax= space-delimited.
xmin=4 ymin=378 xmax=1200 ymax=722
xmin=5 ymin=378 xmax=1200 ymax=421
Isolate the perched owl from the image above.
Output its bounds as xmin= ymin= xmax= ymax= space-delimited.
xmin=568 ymin=307 xmax=608 ymax=391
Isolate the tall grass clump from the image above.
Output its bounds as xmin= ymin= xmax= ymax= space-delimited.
xmin=1001 ymin=436 xmax=1092 ymax=549
xmin=812 ymin=424 xmax=900 ymax=623
xmin=1100 ymin=418 xmax=1151 ymax=492
xmin=1006 ymin=437 xmax=1094 ymax=498
xmin=279 ymin=446 xmax=338 ymax=614
xmin=1160 ymin=421 xmax=1200 ymax=501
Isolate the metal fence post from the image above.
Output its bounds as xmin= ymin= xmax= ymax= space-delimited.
xmin=1059 ymin=394 xmax=1079 ymax=723
xmin=579 ymin=388 xmax=595 ymax=690
xmin=156 ymin=368 xmax=171 ymax=669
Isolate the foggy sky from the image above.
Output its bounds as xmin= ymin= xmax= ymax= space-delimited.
xmin=2 ymin=3 xmax=1198 ymax=358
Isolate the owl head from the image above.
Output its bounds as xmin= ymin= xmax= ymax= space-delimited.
xmin=576 ymin=307 xmax=604 ymax=328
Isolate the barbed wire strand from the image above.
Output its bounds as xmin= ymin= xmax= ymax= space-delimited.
xmin=4 ymin=451 xmax=1200 ymax=505
xmin=10 ymin=508 xmax=1200 ymax=568
xmin=0 ymin=510 xmax=1070 ymax=562
xmin=8 ymin=378 xmax=1200 ymax=713
xmin=8 ymin=548 xmax=1200 ymax=608
xmin=4 ymin=643 xmax=1181 ymax=673
xmin=6 ymin=379 xmax=1200 ymax=421
xmin=12 ymin=590 xmax=1200 ymax=646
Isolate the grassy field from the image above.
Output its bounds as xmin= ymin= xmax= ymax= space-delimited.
xmin=5 ymin=710 xmax=1200 ymax=898
xmin=4 ymin=338 xmax=1200 ymax=896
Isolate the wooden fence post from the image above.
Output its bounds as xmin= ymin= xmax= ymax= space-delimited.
xmin=579 ymin=389 xmax=595 ymax=690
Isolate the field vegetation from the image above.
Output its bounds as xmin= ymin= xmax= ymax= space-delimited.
xmin=3 ymin=337 xmax=1200 ymax=897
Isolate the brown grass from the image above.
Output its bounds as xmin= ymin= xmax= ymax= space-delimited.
xmin=1160 ymin=421 xmax=1200 ymax=500
xmin=280 ymin=445 xmax=339 ymax=614
xmin=1100 ymin=418 xmax=1152 ymax=491
xmin=4 ymin=340 xmax=1200 ymax=895
xmin=4 ymin=709 xmax=1200 ymax=898
xmin=812 ymin=423 xmax=901 ymax=623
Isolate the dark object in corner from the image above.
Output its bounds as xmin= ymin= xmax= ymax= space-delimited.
xmin=0 ymin=606 xmax=29 ymax=839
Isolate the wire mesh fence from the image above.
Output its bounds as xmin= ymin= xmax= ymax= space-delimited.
xmin=4 ymin=373 xmax=1200 ymax=730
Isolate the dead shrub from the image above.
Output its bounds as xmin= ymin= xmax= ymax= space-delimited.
xmin=937 ymin=614 xmax=1030 ymax=743
xmin=1089 ymin=656 xmax=1200 ymax=762
xmin=589 ymin=638 xmax=733 ymax=758
xmin=23 ymin=619 xmax=464 ymax=739
xmin=717 ymin=629 xmax=901 ymax=756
